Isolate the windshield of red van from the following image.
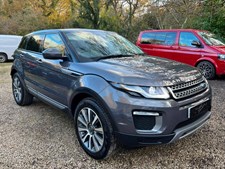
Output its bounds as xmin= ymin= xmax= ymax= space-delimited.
xmin=198 ymin=31 xmax=225 ymax=46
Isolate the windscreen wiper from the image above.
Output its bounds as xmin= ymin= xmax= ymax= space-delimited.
xmin=96 ymin=54 xmax=134 ymax=61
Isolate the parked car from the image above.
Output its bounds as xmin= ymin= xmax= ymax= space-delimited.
xmin=136 ymin=29 xmax=225 ymax=79
xmin=11 ymin=29 xmax=212 ymax=159
xmin=0 ymin=35 xmax=22 ymax=63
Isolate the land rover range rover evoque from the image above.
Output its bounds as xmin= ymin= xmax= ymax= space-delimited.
xmin=11 ymin=29 xmax=212 ymax=159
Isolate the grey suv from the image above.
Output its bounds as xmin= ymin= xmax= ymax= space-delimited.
xmin=11 ymin=29 xmax=212 ymax=159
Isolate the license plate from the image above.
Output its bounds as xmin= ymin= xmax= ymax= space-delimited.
xmin=188 ymin=100 xmax=210 ymax=119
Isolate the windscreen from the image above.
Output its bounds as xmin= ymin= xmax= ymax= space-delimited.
xmin=198 ymin=31 xmax=225 ymax=46
xmin=65 ymin=30 xmax=144 ymax=61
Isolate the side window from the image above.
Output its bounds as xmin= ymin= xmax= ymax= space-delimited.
xmin=26 ymin=35 xmax=45 ymax=52
xmin=141 ymin=32 xmax=177 ymax=45
xmin=141 ymin=32 xmax=155 ymax=44
xmin=19 ymin=37 xmax=29 ymax=49
xmin=165 ymin=32 xmax=177 ymax=45
xmin=179 ymin=32 xmax=200 ymax=47
xmin=43 ymin=34 xmax=65 ymax=54
xmin=154 ymin=32 xmax=167 ymax=45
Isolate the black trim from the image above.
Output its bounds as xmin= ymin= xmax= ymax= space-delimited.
xmin=115 ymin=132 xmax=175 ymax=147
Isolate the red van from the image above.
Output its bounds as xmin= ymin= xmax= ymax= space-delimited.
xmin=136 ymin=29 xmax=225 ymax=79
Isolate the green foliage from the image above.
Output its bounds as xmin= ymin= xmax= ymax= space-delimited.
xmin=0 ymin=1 xmax=48 ymax=35
xmin=0 ymin=0 xmax=225 ymax=41
xmin=77 ymin=0 xmax=101 ymax=29
xmin=192 ymin=0 xmax=225 ymax=37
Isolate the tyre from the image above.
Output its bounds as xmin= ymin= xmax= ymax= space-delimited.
xmin=12 ymin=73 xmax=33 ymax=106
xmin=74 ymin=98 xmax=116 ymax=159
xmin=0 ymin=53 xmax=7 ymax=63
xmin=197 ymin=61 xmax=216 ymax=80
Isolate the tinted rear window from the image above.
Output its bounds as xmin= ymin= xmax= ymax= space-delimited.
xmin=19 ymin=37 xmax=29 ymax=49
xmin=26 ymin=34 xmax=45 ymax=53
xmin=141 ymin=32 xmax=177 ymax=45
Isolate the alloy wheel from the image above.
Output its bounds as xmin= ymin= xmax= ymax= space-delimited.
xmin=13 ymin=77 xmax=22 ymax=102
xmin=197 ymin=61 xmax=215 ymax=79
xmin=77 ymin=107 xmax=104 ymax=153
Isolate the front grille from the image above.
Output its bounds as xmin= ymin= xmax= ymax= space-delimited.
xmin=168 ymin=77 xmax=208 ymax=100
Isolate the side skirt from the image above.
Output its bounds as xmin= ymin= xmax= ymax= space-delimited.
xmin=27 ymin=86 xmax=69 ymax=113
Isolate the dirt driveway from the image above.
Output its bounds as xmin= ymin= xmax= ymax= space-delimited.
xmin=0 ymin=63 xmax=225 ymax=169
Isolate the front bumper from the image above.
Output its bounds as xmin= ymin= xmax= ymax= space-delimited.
xmin=115 ymin=111 xmax=211 ymax=146
xmin=99 ymin=85 xmax=212 ymax=146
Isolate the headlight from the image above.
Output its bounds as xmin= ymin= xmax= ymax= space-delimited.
xmin=111 ymin=83 xmax=170 ymax=99
xmin=218 ymin=54 xmax=225 ymax=60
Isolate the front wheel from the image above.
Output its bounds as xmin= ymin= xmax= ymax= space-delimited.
xmin=12 ymin=73 xmax=33 ymax=106
xmin=197 ymin=61 xmax=216 ymax=80
xmin=74 ymin=98 xmax=116 ymax=159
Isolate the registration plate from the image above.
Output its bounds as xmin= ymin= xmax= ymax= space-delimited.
xmin=188 ymin=100 xmax=211 ymax=119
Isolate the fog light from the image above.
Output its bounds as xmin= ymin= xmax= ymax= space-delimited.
xmin=133 ymin=111 xmax=162 ymax=132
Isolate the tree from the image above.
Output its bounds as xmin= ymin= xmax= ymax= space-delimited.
xmin=192 ymin=0 xmax=225 ymax=37
xmin=77 ymin=0 xmax=102 ymax=29
xmin=0 ymin=0 xmax=48 ymax=35
xmin=142 ymin=0 xmax=201 ymax=29
xmin=0 ymin=0 xmax=225 ymax=41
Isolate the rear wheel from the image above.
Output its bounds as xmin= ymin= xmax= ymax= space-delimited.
xmin=74 ymin=98 xmax=116 ymax=159
xmin=12 ymin=73 xmax=33 ymax=106
xmin=197 ymin=61 xmax=216 ymax=80
xmin=0 ymin=53 xmax=7 ymax=63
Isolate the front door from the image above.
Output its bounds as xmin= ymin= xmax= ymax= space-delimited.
xmin=37 ymin=33 xmax=78 ymax=107
xmin=175 ymin=31 xmax=203 ymax=66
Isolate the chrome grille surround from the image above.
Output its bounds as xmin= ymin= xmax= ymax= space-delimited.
xmin=168 ymin=77 xmax=208 ymax=100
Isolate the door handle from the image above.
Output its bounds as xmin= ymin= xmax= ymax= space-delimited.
xmin=36 ymin=59 xmax=43 ymax=63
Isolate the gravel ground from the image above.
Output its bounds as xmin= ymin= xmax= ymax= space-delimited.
xmin=0 ymin=63 xmax=225 ymax=169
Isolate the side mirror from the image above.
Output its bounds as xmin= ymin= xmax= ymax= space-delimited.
xmin=43 ymin=48 xmax=66 ymax=60
xmin=191 ymin=40 xmax=202 ymax=47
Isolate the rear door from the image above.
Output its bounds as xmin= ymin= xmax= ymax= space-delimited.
xmin=150 ymin=32 xmax=178 ymax=60
xmin=137 ymin=31 xmax=178 ymax=60
xmin=19 ymin=34 xmax=45 ymax=91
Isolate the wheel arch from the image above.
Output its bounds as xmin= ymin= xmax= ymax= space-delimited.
xmin=10 ymin=68 xmax=17 ymax=77
xmin=70 ymin=88 xmax=117 ymax=131
xmin=195 ymin=58 xmax=218 ymax=74
xmin=0 ymin=52 xmax=8 ymax=56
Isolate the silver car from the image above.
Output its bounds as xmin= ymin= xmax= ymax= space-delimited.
xmin=11 ymin=29 xmax=212 ymax=159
